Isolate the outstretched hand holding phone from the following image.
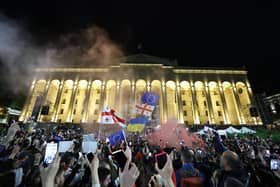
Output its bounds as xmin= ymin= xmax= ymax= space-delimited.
xmin=119 ymin=146 xmax=140 ymax=187
xmin=40 ymin=152 xmax=61 ymax=187
xmin=85 ymin=153 xmax=100 ymax=186
xmin=155 ymin=154 xmax=175 ymax=187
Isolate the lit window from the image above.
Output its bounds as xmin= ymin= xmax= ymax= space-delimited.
xmin=60 ymin=109 xmax=64 ymax=114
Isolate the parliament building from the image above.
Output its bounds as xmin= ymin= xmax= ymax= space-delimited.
xmin=19 ymin=54 xmax=262 ymax=126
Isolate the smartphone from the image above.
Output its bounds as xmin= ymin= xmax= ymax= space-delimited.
xmin=43 ymin=143 xmax=58 ymax=167
xmin=155 ymin=152 xmax=167 ymax=169
xmin=112 ymin=150 xmax=127 ymax=172
xmin=270 ymin=159 xmax=279 ymax=170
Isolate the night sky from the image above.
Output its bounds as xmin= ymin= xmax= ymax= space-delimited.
xmin=0 ymin=1 xmax=279 ymax=107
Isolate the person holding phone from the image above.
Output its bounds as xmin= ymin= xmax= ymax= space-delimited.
xmin=40 ymin=153 xmax=61 ymax=187
xmin=147 ymin=153 xmax=175 ymax=187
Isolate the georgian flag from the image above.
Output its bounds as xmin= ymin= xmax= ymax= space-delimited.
xmin=101 ymin=107 xmax=126 ymax=128
xmin=135 ymin=104 xmax=155 ymax=117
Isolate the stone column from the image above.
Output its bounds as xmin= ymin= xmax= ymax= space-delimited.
xmin=191 ymin=81 xmax=200 ymax=124
xmin=67 ymin=80 xmax=78 ymax=122
xmin=37 ymin=79 xmax=51 ymax=122
xmin=176 ymin=84 xmax=183 ymax=123
xmin=52 ymin=80 xmax=64 ymax=122
xmin=116 ymin=81 xmax=121 ymax=111
xmin=161 ymin=82 xmax=167 ymax=123
xmin=245 ymin=83 xmax=258 ymax=125
xmin=232 ymin=82 xmax=245 ymax=124
xmin=131 ymin=81 xmax=136 ymax=118
xmin=147 ymin=81 xmax=151 ymax=92
xmin=205 ymin=82 xmax=215 ymax=124
xmin=83 ymin=80 xmax=92 ymax=123
xmin=19 ymin=79 xmax=37 ymax=121
xmin=99 ymin=81 xmax=106 ymax=114
xmin=218 ymin=82 xmax=230 ymax=124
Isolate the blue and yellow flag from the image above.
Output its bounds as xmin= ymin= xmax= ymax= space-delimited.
xmin=127 ymin=117 xmax=149 ymax=132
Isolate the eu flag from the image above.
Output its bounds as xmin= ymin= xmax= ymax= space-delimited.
xmin=108 ymin=130 xmax=126 ymax=146
xmin=141 ymin=92 xmax=160 ymax=106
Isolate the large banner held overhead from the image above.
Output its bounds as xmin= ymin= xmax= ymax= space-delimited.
xmin=141 ymin=92 xmax=160 ymax=106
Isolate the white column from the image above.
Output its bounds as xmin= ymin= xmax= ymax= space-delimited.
xmin=176 ymin=84 xmax=184 ymax=123
xmin=161 ymin=82 xmax=167 ymax=123
xmin=218 ymin=82 xmax=230 ymax=124
xmin=190 ymin=81 xmax=199 ymax=124
xmin=19 ymin=79 xmax=37 ymax=121
xmin=52 ymin=80 xmax=64 ymax=122
xmin=83 ymin=80 xmax=91 ymax=123
xmin=131 ymin=81 xmax=136 ymax=118
xmin=37 ymin=79 xmax=51 ymax=122
xmin=232 ymin=83 xmax=245 ymax=124
xmin=67 ymin=80 xmax=78 ymax=122
xmin=205 ymin=82 xmax=215 ymax=124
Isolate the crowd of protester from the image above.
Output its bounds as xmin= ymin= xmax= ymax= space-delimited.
xmin=0 ymin=120 xmax=280 ymax=187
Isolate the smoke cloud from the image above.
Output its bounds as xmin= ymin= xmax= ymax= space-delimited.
xmin=0 ymin=15 xmax=124 ymax=98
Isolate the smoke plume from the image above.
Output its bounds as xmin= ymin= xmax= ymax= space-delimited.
xmin=0 ymin=15 xmax=124 ymax=99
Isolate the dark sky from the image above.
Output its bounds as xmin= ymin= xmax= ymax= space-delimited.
xmin=0 ymin=1 xmax=280 ymax=107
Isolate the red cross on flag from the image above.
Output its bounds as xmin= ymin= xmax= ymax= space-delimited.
xmin=101 ymin=107 xmax=126 ymax=128
xmin=135 ymin=103 xmax=155 ymax=117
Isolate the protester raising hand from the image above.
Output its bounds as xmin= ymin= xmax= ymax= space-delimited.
xmin=85 ymin=153 xmax=100 ymax=187
xmin=155 ymin=155 xmax=175 ymax=187
xmin=148 ymin=175 xmax=165 ymax=187
xmin=39 ymin=153 xmax=61 ymax=187
xmin=124 ymin=145 xmax=132 ymax=163
xmin=119 ymin=160 xmax=140 ymax=187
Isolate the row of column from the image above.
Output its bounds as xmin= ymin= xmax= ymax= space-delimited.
xmin=20 ymin=79 xmax=256 ymax=125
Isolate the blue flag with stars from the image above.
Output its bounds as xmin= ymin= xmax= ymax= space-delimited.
xmin=141 ymin=92 xmax=160 ymax=106
xmin=108 ymin=130 xmax=126 ymax=146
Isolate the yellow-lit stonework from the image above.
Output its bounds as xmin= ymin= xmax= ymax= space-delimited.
xmin=19 ymin=54 xmax=262 ymax=125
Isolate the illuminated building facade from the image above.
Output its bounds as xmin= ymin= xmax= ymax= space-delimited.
xmin=19 ymin=54 xmax=262 ymax=125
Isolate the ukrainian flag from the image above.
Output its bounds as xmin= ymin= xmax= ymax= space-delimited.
xmin=127 ymin=117 xmax=148 ymax=132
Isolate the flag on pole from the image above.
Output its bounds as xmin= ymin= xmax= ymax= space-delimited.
xmin=101 ymin=107 xmax=126 ymax=128
xmin=136 ymin=103 xmax=155 ymax=117
xmin=108 ymin=130 xmax=126 ymax=146
xmin=141 ymin=92 xmax=160 ymax=106
xmin=127 ymin=117 xmax=149 ymax=132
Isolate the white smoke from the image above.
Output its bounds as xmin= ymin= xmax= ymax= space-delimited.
xmin=0 ymin=14 xmax=124 ymax=97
